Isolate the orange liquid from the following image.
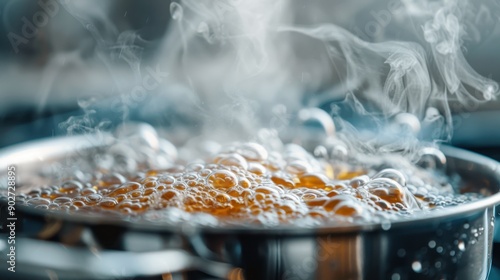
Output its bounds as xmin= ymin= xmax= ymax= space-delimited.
xmin=21 ymin=142 xmax=428 ymax=223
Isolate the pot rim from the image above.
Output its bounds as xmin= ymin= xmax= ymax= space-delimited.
xmin=1 ymin=134 xmax=499 ymax=235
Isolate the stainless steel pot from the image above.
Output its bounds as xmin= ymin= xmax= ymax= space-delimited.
xmin=0 ymin=135 xmax=500 ymax=280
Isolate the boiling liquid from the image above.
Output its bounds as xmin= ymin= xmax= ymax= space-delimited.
xmin=18 ymin=142 xmax=478 ymax=225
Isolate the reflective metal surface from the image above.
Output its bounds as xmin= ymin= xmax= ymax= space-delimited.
xmin=0 ymin=136 xmax=499 ymax=279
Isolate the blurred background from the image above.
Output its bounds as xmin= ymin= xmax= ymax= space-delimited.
xmin=0 ymin=0 xmax=499 ymax=146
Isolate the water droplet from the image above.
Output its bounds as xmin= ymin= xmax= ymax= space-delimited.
xmin=428 ymin=240 xmax=436 ymax=249
xmin=458 ymin=240 xmax=466 ymax=251
xmin=435 ymin=261 xmax=441 ymax=269
xmin=436 ymin=246 xmax=444 ymax=253
xmin=412 ymin=261 xmax=422 ymax=273
xmin=381 ymin=221 xmax=391 ymax=231
xmin=391 ymin=273 xmax=401 ymax=280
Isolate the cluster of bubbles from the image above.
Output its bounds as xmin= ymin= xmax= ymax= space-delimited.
xmin=13 ymin=124 xmax=480 ymax=227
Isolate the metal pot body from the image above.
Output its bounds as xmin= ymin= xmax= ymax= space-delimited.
xmin=0 ymin=137 xmax=499 ymax=280
xmin=196 ymin=210 xmax=494 ymax=280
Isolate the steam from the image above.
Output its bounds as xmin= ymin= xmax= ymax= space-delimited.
xmin=60 ymin=1 xmax=147 ymax=122
xmin=155 ymin=0 xmax=498 ymax=149
xmin=57 ymin=0 xmax=499 ymax=158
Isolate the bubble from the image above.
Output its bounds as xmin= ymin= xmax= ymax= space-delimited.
xmin=53 ymin=197 xmax=72 ymax=204
xmin=73 ymin=199 xmax=86 ymax=207
xmin=391 ymin=273 xmax=401 ymax=280
xmin=48 ymin=203 xmax=60 ymax=210
xmin=428 ymin=240 xmax=436 ymax=249
xmin=99 ymin=198 xmax=118 ymax=209
xmin=424 ymin=107 xmax=441 ymax=123
xmin=60 ymin=181 xmax=83 ymax=194
xmin=158 ymin=139 xmax=178 ymax=161
xmin=214 ymin=153 xmax=248 ymax=170
xmin=28 ymin=197 xmax=51 ymax=206
xmin=411 ymin=261 xmax=422 ymax=273
xmin=109 ymin=182 xmax=141 ymax=196
xmin=349 ymin=175 xmax=370 ymax=188
xmin=246 ymin=162 xmax=265 ymax=175
xmin=255 ymin=186 xmax=281 ymax=196
xmin=366 ymin=178 xmax=406 ymax=205
xmin=271 ymin=175 xmax=295 ymax=188
xmin=372 ymin=169 xmax=406 ymax=186
xmin=21 ymin=125 xmax=482 ymax=228
xmin=236 ymin=143 xmax=268 ymax=161
xmin=327 ymin=141 xmax=349 ymax=161
xmin=393 ymin=113 xmax=421 ymax=135
xmin=81 ymin=187 xmax=97 ymax=195
xmin=34 ymin=205 xmax=49 ymax=210
xmin=100 ymin=173 xmax=127 ymax=187
xmin=209 ymin=170 xmax=238 ymax=189
xmin=159 ymin=175 xmax=175 ymax=185
xmin=187 ymin=163 xmax=204 ymax=172
xmin=298 ymin=108 xmax=336 ymax=137
xmin=104 ymin=144 xmax=135 ymax=168
xmin=417 ymin=147 xmax=446 ymax=170
xmin=334 ymin=202 xmax=363 ymax=216
xmin=313 ymin=146 xmax=328 ymax=158
xmin=298 ymin=173 xmax=329 ymax=189
xmin=286 ymin=160 xmax=312 ymax=174
xmin=215 ymin=193 xmax=231 ymax=203
xmin=85 ymin=194 xmax=102 ymax=204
